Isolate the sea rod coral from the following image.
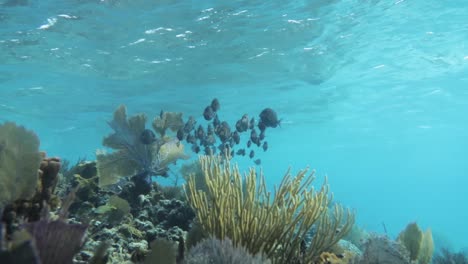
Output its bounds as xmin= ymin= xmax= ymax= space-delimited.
xmin=185 ymin=154 xmax=355 ymax=264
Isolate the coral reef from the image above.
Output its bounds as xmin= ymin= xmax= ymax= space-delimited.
xmin=94 ymin=195 xmax=131 ymax=225
xmin=71 ymin=172 xmax=195 ymax=263
xmin=1 ymin=107 xmax=449 ymax=264
xmin=433 ymin=248 xmax=468 ymax=264
xmin=75 ymin=196 xmax=193 ymax=264
xmin=358 ymin=235 xmax=411 ymax=264
xmin=185 ymin=155 xmax=355 ymax=263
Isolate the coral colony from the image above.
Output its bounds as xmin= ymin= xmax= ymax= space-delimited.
xmin=0 ymin=99 xmax=448 ymax=264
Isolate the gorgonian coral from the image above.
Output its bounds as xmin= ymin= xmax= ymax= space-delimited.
xmin=0 ymin=122 xmax=42 ymax=207
xmin=96 ymin=105 xmax=188 ymax=187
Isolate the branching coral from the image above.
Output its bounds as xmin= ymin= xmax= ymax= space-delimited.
xmin=185 ymin=155 xmax=355 ymax=263
xmin=0 ymin=122 xmax=42 ymax=208
xmin=96 ymin=105 xmax=188 ymax=187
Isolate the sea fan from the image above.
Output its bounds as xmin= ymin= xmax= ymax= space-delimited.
xmin=96 ymin=105 xmax=187 ymax=187
xmin=0 ymin=122 xmax=42 ymax=207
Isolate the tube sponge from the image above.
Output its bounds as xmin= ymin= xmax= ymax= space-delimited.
xmin=0 ymin=122 xmax=42 ymax=207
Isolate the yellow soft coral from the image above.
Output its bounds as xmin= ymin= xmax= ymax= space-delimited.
xmin=185 ymin=155 xmax=355 ymax=264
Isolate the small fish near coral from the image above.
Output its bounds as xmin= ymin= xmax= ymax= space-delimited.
xmin=180 ymin=98 xmax=281 ymax=165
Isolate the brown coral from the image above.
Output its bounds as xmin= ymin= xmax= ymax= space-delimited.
xmin=316 ymin=252 xmax=355 ymax=264
xmin=36 ymin=156 xmax=61 ymax=209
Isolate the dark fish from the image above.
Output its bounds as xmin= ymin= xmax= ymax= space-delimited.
xmin=186 ymin=134 xmax=197 ymax=144
xmin=184 ymin=116 xmax=196 ymax=132
xmin=241 ymin=114 xmax=249 ymax=123
xmin=160 ymin=110 xmax=164 ymax=118
xmin=213 ymin=114 xmax=221 ymax=128
xmin=250 ymin=129 xmax=258 ymax=144
xmin=191 ymin=144 xmax=200 ymax=154
xmin=256 ymin=140 xmax=261 ymax=147
xmin=259 ymin=131 xmax=265 ymax=141
xmin=236 ymin=149 xmax=246 ymax=156
xmin=196 ymin=125 xmax=205 ymax=140
xmin=140 ymin=129 xmax=156 ymax=145
xmin=247 ymin=140 xmax=252 ymax=148
xmin=259 ymin=108 xmax=281 ymax=128
xmin=216 ymin=121 xmax=231 ymax=142
xmin=236 ymin=120 xmax=245 ymax=133
xmin=204 ymin=146 xmax=214 ymax=155
xmin=211 ymin=98 xmax=220 ymax=112
xmin=236 ymin=114 xmax=249 ymax=133
xmin=204 ymin=134 xmax=216 ymax=146
xmin=249 ymin=117 xmax=255 ymax=130
xmin=249 ymin=150 xmax=255 ymax=159
xmin=232 ymin=131 xmax=240 ymax=144
xmin=254 ymin=159 xmax=261 ymax=165
xmin=217 ymin=143 xmax=226 ymax=154
xmin=207 ymin=124 xmax=214 ymax=135
xmin=262 ymin=141 xmax=268 ymax=152
xmin=203 ymin=106 xmax=215 ymax=121
xmin=258 ymin=121 xmax=266 ymax=132
xmin=177 ymin=129 xmax=185 ymax=141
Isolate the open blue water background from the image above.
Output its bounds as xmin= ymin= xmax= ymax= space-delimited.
xmin=1 ymin=0 xmax=467 ymax=250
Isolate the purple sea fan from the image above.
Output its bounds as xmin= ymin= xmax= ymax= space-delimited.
xmin=23 ymin=220 xmax=88 ymax=264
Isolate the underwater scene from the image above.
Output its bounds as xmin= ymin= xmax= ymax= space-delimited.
xmin=1 ymin=0 xmax=468 ymax=263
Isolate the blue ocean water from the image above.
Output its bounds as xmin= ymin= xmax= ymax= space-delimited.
xmin=1 ymin=0 xmax=467 ymax=251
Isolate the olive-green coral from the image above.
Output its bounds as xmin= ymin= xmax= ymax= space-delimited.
xmin=185 ymin=155 xmax=355 ymax=263
xmin=152 ymin=111 xmax=184 ymax=137
xmin=398 ymin=222 xmax=434 ymax=264
xmin=0 ymin=122 xmax=42 ymax=207
xmin=96 ymin=105 xmax=150 ymax=187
